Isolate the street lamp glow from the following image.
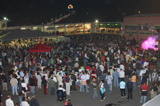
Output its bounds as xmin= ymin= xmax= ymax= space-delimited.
xmin=3 ymin=17 xmax=8 ymax=20
xmin=95 ymin=20 xmax=98 ymax=23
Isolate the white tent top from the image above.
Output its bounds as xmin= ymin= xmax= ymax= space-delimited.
xmin=142 ymin=94 xmax=160 ymax=106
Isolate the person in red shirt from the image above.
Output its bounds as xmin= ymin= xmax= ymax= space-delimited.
xmin=140 ymin=82 xmax=148 ymax=104
xmin=85 ymin=66 xmax=91 ymax=73
xmin=91 ymin=71 xmax=96 ymax=80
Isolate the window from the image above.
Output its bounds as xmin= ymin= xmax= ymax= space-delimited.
xmin=125 ymin=25 xmax=137 ymax=30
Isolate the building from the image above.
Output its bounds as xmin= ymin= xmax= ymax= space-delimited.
xmin=0 ymin=20 xmax=8 ymax=30
xmin=124 ymin=14 xmax=160 ymax=41
xmin=0 ymin=20 xmax=123 ymax=36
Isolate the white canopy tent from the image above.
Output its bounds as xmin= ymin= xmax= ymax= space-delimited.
xmin=142 ymin=94 xmax=160 ymax=106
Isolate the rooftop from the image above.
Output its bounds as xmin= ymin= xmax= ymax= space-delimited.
xmin=126 ymin=14 xmax=160 ymax=17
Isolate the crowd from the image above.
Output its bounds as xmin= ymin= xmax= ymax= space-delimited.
xmin=0 ymin=35 xmax=160 ymax=106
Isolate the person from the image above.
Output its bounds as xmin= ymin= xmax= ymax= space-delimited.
xmin=36 ymin=72 xmax=42 ymax=89
xmin=99 ymin=80 xmax=106 ymax=101
xmin=65 ymin=73 xmax=71 ymax=96
xmin=0 ymin=90 xmax=3 ymax=106
xmin=119 ymin=78 xmax=126 ymax=98
xmin=19 ymin=92 xmax=23 ymax=106
xmin=151 ymin=69 xmax=157 ymax=82
xmin=5 ymin=95 xmax=14 ymax=106
xmin=66 ymin=99 xmax=73 ymax=106
xmin=150 ymin=82 xmax=158 ymax=99
xmin=65 ymin=99 xmax=68 ymax=106
xmin=21 ymin=97 xmax=29 ymax=106
xmin=158 ymin=70 xmax=160 ymax=81
xmin=135 ymin=60 xmax=142 ymax=82
xmin=57 ymin=73 xmax=63 ymax=87
xmin=140 ymin=82 xmax=148 ymax=104
xmin=42 ymin=76 xmax=47 ymax=95
xmin=96 ymin=67 xmax=102 ymax=83
xmin=80 ymin=72 xmax=89 ymax=92
xmin=1 ymin=73 xmax=8 ymax=91
xmin=33 ymin=75 xmax=38 ymax=91
xmin=90 ymin=78 xmax=98 ymax=100
xmin=102 ymin=71 xmax=107 ymax=89
xmin=29 ymin=75 xmax=35 ymax=94
xmin=48 ymin=76 xmax=56 ymax=95
xmin=141 ymin=74 xmax=147 ymax=85
xmin=21 ymin=79 xmax=27 ymax=96
xmin=71 ymin=71 xmax=77 ymax=90
xmin=10 ymin=76 xmax=18 ymax=95
xmin=139 ymin=68 xmax=145 ymax=87
xmin=106 ymin=72 xmax=113 ymax=93
xmin=119 ymin=69 xmax=125 ymax=81
xmin=24 ymin=73 xmax=29 ymax=93
xmin=57 ymin=85 xmax=66 ymax=92
xmin=112 ymin=69 xmax=119 ymax=88
xmin=131 ymin=73 xmax=136 ymax=91
xmin=85 ymin=71 xmax=90 ymax=88
xmin=127 ymin=78 xmax=133 ymax=99
xmin=30 ymin=95 xmax=40 ymax=106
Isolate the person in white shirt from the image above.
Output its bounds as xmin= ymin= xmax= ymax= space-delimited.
xmin=120 ymin=63 xmax=125 ymax=71
xmin=143 ymin=61 xmax=149 ymax=68
xmin=99 ymin=64 xmax=104 ymax=72
xmin=104 ymin=51 xmax=108 ymax=56
xmin=6 ymin=95 xmax=14 ymax=106
xmin=58 ymin=85 xmax=66 ymax=92
xmin=139 ymin=68 xmax=146 ymax=87
xmin=21 ymin=97 xmax=30 ymax=106
xmin=95 ymin=62 xmax=99 ymax=69
xmin=119 ymin=69 xmax=125 ymax=81
xmin=21 ymin=79 xmax=27 ymax=96
xmin=36 ymin=72 xmax=42 ymax=89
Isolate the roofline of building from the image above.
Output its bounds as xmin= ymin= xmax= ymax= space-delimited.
xmin=7 ymin=21 xmax=123 ymax=28
xmin=125 ymin=14 xmax=160 ymax=18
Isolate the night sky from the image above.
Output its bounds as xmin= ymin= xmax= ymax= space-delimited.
xmin=0 ymin=0 xmax=160 ymax=26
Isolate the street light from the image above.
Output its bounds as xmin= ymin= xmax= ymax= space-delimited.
xmin=95 ymin=20 xmax=99 ymax=23
xmin=3 ymin=17 xmax=8 ymax=20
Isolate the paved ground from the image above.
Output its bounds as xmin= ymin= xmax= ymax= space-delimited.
xmin=1 ymin=65 xmax=152 ymax=106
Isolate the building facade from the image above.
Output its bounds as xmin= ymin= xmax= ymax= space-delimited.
xmin=2 ymin=22 xmax=123 ymax=36
xmin=124 ymin=14 xmax=160 ymax=41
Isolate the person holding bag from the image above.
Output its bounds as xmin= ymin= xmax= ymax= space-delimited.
xmin=80 ymin=72 xmax=89 ymax=92
xmin=99 ymin=80 xmax=106 ymax=101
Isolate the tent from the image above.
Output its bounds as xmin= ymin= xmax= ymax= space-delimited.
xmin=142 ymin=94 xmax=160 ymax=106
xmin=29 ymin=43 xmax=51 ymax=52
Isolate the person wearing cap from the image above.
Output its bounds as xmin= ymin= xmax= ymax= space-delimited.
xmin=5 ymin=95 xmax=14 ymax=106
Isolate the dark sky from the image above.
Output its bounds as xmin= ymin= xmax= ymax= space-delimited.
xmin=0 ymin=0 xmax=160 ymax=26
